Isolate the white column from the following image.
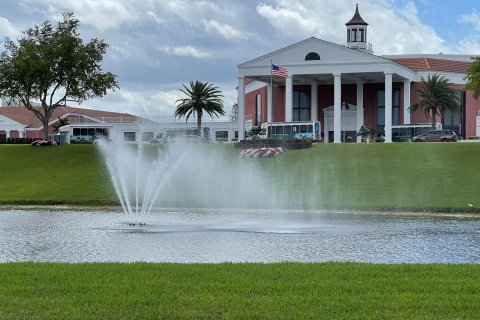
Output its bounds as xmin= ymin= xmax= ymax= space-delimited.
xmin=333 ymin=73 xmax=342 ymax=143
xmin=311 ymin=81 xmax=318 ymax=121
xmin=19 ymin=130 xmax=24 ymax=138
xmin=6 ymin=130 xmax=10 ymax=138
xmin=285 ymin=76 xmax=293 ymax=122
xmin=384 ymin=72 xmax=393 ymax=143
xmin=237 ymin=76 xmax=246 ymax=140
xmin=356 ymin=81 xmax=364 ymax=143
xmin=403 ymin=80 xmax=411 ymax=125
xmin=267 ymin=83 xmax=273 ymax=123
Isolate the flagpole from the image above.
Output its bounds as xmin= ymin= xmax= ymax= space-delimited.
xmin=270 ymin=59 xmax=273 ymax=126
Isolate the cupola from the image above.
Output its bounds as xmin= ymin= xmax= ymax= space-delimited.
xmin=345 ymin=4 xmax=372 ymax=53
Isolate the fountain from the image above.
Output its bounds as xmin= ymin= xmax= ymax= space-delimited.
xmin=96 ymin=139 xmax=279 ymax=219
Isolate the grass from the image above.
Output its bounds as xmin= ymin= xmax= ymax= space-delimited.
xmin=0 ymin=262 xmax=479 ymax=319
xmin=260 ymin=143 xmax=480 ymax=211
xmin=0 ymin=144 xmax=116 ymax=205
xmin=1 ymin=143 xmax=480 ymax=211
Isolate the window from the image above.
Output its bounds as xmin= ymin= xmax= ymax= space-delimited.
xmin=255 ymin=94 xmax=262 ymax=126
xmin=442 ymin=91 xmax=465 ymax=137
xmin=347 ymin=29 xmax=350 ymax=42
xmin=352 ymin=29 xmax=357 ymax=41
xmin=377 ymin=89 xmax=400 ymax=132
xmin=73 ymin=128 xmax=80 ymax=136
xmin=305 ymin=52 xmax=320 ymax=60
xmin=124 ymin=132 xmax=136 ymax=142
xmin=359 ymin=29 xmax=365 ymax=42
xmin=215 ymin=131 xmax=228 ymax=141
xmin=292 ymin=91 xmax=310 ymax=121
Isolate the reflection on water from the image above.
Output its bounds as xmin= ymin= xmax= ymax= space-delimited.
xmin=0 ymin=209 xmax=479 ymax=263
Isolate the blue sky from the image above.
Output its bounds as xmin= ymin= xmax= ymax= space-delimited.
xmin=0 ymin=0 xmax=478 ymax=118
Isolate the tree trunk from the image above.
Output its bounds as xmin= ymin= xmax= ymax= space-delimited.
xmin=431 ymin=107 xmax=437 ymax=130
xmin=43 ymin=118 xmax=49 ymax=140
xmin=197 ymin=115 xmax=202 ymax=137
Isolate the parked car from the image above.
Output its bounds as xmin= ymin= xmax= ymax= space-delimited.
xmin=412 ymin=130 xmax=458 ymax=142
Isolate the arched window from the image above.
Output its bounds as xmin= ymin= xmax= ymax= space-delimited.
xmin=305 ymin=52 xmax=320 ymax=61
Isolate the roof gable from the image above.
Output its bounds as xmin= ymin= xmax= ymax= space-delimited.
xmin=238 ymin=37 xmax=390 ymax=68
xmin=0 ymin=114 xmax=25 ymax=127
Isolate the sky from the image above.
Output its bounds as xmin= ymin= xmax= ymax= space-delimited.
xmin=0 ymin=0 xmax=478 ymax=119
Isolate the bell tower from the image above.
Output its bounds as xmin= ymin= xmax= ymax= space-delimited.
xmin=346 ymin=4 xmax=372 ymax=53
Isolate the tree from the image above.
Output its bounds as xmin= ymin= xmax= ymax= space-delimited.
xmin=52 ymin=116 xmax=70 ymax=133
xmin=174 ymin=81 xmax=225 ymax=136
xmin=0 ymin=13 xmax=119 ymax=139
xmin=408 ymin=74 xmax=460 ymax=130
xmin=230 ymin=102 xmax=238 ymax=122
xmin=465 ymin=56 xmax=480 ymax=99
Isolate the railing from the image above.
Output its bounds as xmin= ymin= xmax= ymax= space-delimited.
xmin=69 ymin=115 xmax=247 ymax=124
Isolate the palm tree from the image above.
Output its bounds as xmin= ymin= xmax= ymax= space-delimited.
xmin=175 ymin=81 xmax=225 ymax=136
xmin=52 ymin=116 xmax=70 ymax=133
xmin=409 ymin=74 xmax=460 ymax=130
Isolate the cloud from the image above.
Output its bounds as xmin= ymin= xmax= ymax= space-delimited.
xmin=256 ymin=0 xmax=446 ymax=55
xmin=158 ymin=45 xmax=210 ymax=58
xmin=84 ymin=83 xmax=237 ymax=119
xmin=21 ymin=0 xmax=138 ymax=31
xmin=459 ymin=9 xmax=480 ymax=32
xmin=0 ymin=16 xmax=21 ymax=38
xmin=456 ymin=9 xmax=480 ymax=53
xmin=202 ymin=19 xmax=249 ymax=40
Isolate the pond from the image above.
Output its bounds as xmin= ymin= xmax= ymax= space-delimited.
xmin=1 ymin=208 xmax=479 ymax=263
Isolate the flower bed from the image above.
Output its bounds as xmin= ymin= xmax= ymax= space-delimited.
xmin=234 ymin=138 xmax=312 ymax=150
xmin=31 ymin=140 xmax=58 ymax=146
xmin=239 ymin=147 xmax=286 ymax=158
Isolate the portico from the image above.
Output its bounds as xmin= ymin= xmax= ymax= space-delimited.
xmin=237 ymin=37 xmax=415 ymax=142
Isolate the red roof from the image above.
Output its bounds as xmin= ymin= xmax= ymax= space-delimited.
xmin=0 ymin=105 xmax=138 ymax=128
xmin=392 ymin=57 xmax=471 ymax=73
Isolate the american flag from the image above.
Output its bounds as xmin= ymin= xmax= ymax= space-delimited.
xmin=271 ymin=64 xmax=288 ymax=77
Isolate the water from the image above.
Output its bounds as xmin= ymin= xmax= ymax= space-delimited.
xmin=1 ymin=208 xmax=479 ymax=263
xmin=96 ymin=140 xmax=281 ymax=215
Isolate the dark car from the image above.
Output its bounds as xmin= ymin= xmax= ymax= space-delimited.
xmin=412 ymin=130 xmax=458 ymax=142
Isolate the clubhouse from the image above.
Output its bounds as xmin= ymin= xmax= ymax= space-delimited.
xmin=236 ymin=4 xmax=480 ymax=142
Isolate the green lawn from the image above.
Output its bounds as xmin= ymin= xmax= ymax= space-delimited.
xmin=0 ymin=262 xmax=479 ymax=319
xmin=262 ymin=143 xmax=480 ymax=211
xmin=0 ymin=143 xmax=480 ymax=211
xmin=0 ymin=144 xmax=116 ymax=205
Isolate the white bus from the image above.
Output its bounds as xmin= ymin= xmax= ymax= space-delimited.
xmin=258 ymin=121 xmax=321 ymax=141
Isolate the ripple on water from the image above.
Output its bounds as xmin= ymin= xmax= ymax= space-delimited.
xmin=0 ymin=209 xmax=479 ymax=263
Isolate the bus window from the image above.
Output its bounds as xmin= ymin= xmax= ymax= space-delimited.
xmin=300 ymin=125 xmax=307 ymax=133
xmin=275 ymin=126 xmax=284 ymax=134
xmin=284 ymin=125 xmax=292 ymax=134
xmin=292 ymin=125 xmax=299 ymax=133
xmin=307 ymin=124 xmax=313 ymax=133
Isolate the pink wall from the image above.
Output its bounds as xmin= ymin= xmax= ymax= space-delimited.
xmin=245 ymin=86 xmax=268 ymax=126
xmin=466 ymin=89 xmax=479 ymax=138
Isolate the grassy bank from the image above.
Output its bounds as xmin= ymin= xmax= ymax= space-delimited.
xmin=262 ymin=143 xmax=480 ymax=211
xmin=1 ymin=143 xmax=480 ymax=211
xmin=0 ymin=144 xmax=116 ymax=205
xmin=0 ymin=262 xmax=479 ymax=319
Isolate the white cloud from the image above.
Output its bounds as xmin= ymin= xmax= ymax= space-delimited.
xmin=256 ymin=0 xmax=446 ymax=55
xmin=459 ymin=9 xmax=480 ymax=32
xmin=0 ymin=16 xmax=20 ymax=38
xmin=84 ymin=84 xmax=237 ymax=119
xmin=22 ymin=0 xmax=139 ymax=31
xmin=456 ymin=9 xmax=480 ymax=53
xmin=202 ymin=19 xmax=249 ymax=40
xmin=158 ymin=45 xmax=210 ymax=58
